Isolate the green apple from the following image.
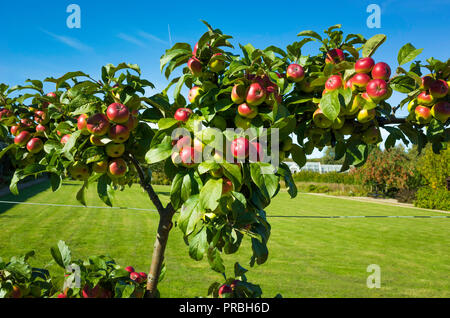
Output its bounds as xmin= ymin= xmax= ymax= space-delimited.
xmin=313 ymin=108 xmax=333 ymax=128
xmin=331 ymin=117 xmax=345 ymax=130
xmin=357 ymin=108 xmax=376 ymax=123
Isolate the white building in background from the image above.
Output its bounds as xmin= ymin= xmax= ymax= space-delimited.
xmin=284 ymin=161 xmax=345 ymax=174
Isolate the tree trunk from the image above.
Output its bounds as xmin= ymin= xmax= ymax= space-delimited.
xmin=145 ymin=205 xmax=175 ymax=297
xmin=127 ymin=153 xmax=176 ymax=298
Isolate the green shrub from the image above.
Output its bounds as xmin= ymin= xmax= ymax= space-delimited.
xmin=414 ymin=187 xmax=450 ymax=211
xmin=293 ymin=171 xmax=358 ymax=185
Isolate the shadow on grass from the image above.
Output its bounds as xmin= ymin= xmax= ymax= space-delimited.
xmin=0 ymin=180 xmax=51 ymax=216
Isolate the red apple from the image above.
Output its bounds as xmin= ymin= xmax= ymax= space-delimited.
xmin=325 ymin=75 xmax=343 ymax=92
xmin=192 ymin=42 xmax=199 ymax=57
xmin=176 ymin=136 xmax=191 ymax=150
xmin=371 ymin=62 xmax=391 ymax=81
xmin=188 ymin=57 xmax=202 ymax=76
xmin=26 ymin=138 xmax=43 ymax=154
xmin=231 ymin=84 xmax=247 ymax=104
xmin=34 ymin=111 xmax=49 ymax=125
xmin=366 ymin=79 xmax=389 ymax=102
xmin=417 ymin=91 xmax=435 ymax=107
xmin=139 ymin=272 xmax=147 ymax=281
xmin=61 ymin=134 xmax=72 ymax=145
xmin=130 ymin=272 xmax=143 ymax=283
xmin=325 ymin=48 xmax=345 ymax=64
xmin=20 ymin=118 xmax=33 ymax=128
xmin=10 ymin=125 xmax=21 ymax=136
xmin=249 ymin=141 xmax=264 ymax=162
xmin=246 ymin=82 xmax=266 ymax=106
xmin=36 ymin=124 xmax=47 ymax=134
xmin=351 ymin=73 xmax=371 ymax=90
xmin=125 ymin=115 xmax=138 ymax=131
xmin=231 ymin=137 xmax=250 ymax=159
xmin=77 ymin=114 xmax=89 ymax=134
xmin=237 ymin=103 xmax=258 ymax=119
xmin=174 ymin=108 xmax=192 ymax=123
xmin=218 ymin=284 xmax=233 ymax=298
xmin=420 ymin=75 xmax=434 ymax=90
xmin=106 ymin=103 xmax=130 ymax=124
xmin=429 ymin=79 xmax=448 ymax=99
xmin=108 ymin=158 xmax=127 ymax=178
xmin=355 ymin=57 xmax=375 ymax=73
xmin=415 ymin=105 xmax=432 ymax=124
xmin=14 ymin=131 xmax=32 ymax=146
xmin=188 ymin=86 xmax=203 ymax=104
xmin=286 ymin=64 xmax=305 ymax=82
xmin=179 ymin=146 xmax=196 ymax=167
xmin=108 ymin=125 xmax=130 ymax=143
xmin=87 ymin=113 xmax=110 ymax=136
xmin=125 ymin=266 xmax=135 ymax=273
xmin=431 ymin=101 xmax=450 ymax=123
xmin=222 ymin=178 xmax=233 ymax=194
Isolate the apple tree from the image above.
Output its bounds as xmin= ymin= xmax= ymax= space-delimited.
xmin=0 ymin=22 xmax=448 ymax=298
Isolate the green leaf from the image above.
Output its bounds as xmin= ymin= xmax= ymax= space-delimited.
xmin=200 ymin=178 xmax=223 ymax=211
xmin=76 ymin=182 xmax=88 ymax=206
xmin=0 ymin=144 xmax=15 ymax=161
xmin=278 ymin=163 xmax=298 ymax=198
xmin=250 ymin=163 xmax=279 ymax=200
xmin=50 ymin=173 xmax=62 ymax=192
xmin=319 ymin=91 xmax=341 ymax=121
xmin=97 ymin=174 xmax=114 ymax=207
xmin=297 ymin=30 xmax=322 ymax=41
xmin=170 ymin=172 xmax=185 ymax=211
xmin=207 ymin=248 xmax=225 ymax=273
xmin=189 ymin=227 xmax=208 ymax=261
xmin=362 ymin=34 xmax=386 ymax=57
xmin=50 ymin=240 xmax=72 ymax=269
xmin=290 ymin=144 xmax=306 ymax=169
xmin=145 ymin=136 xmax=173 ymax=164
xmin=179 ymin=195 xmax=202 ymax=236
xmin=398 ymin=43 xmax=423 ymax=66
xmin=158 ymin=118 xmax=178 ymax=130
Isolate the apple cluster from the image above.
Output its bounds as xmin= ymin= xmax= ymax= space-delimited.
xmin=69 ymin=102 xmax=139 ymax=182
xmin=57 ymin=265 xmax=147 ymax=298
xmin=6 ymin=92 xmax=57 ymax=159
xmin=187 ymin=42 xmax=227 ymax=77
xmin=311 ymin=55 xmax=393 ymax=146
xmin=407 ymin=76 xmax=449 ymax=124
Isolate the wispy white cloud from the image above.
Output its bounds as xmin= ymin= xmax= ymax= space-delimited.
xmin=117 ymin=33 xmax=147 ymax=47
xmin=137 ymin=31 xmax=169 ymax=45
xmin=41 ymin=29 xmax=93 ymax=52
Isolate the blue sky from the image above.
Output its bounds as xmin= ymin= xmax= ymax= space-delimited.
xmin=1 ymin=0 xmax=449 ymax=157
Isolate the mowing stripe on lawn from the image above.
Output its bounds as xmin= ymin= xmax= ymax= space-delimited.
xmin=1 ymin=200 xmax=449 ymax=218
xmin=0 ymin=200 xmax=158 ymax=212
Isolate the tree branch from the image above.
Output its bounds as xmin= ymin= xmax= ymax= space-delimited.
xmin=127 ymin=152 xmax=166 ymax=214
xmin=377 ymin=116 xmax=407 ymax=127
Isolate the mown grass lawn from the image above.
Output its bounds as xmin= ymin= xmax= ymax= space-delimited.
xmin=0 ymin=180 xmax=448 ymax=298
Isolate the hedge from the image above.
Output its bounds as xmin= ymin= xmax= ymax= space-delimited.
xmin=414 ymin=187 xmax=450 ymax=211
